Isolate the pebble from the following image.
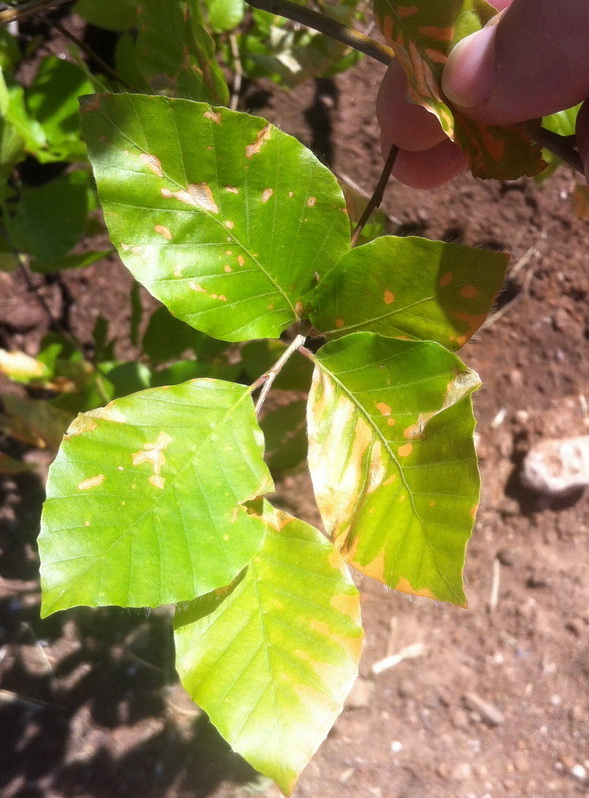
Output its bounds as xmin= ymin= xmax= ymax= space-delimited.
xmin=521 ymin=435 xmax=589 ymax=495
xmin=451 ymin=762 xmax=472 ymax=781
xmin=463 ymin=692 xmax=504 ymax=726
xmin=571 ymin=764 xmax=587 ymax=781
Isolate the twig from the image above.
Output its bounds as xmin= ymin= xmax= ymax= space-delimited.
xmin=481 ymin=244 xmax=539 ymax=329
xmin=488 ymin=557 xmax=501 ymax=613
xmin=47 ymin=15 xmax=135 ymax=92
xmin=228 ymin=33 xmax=243 ymax=112
xmin=351 ymin=144 xmax=398 ymax=246
xmin=253 ymin=333 xmax=306 ymax=414
xmin=522 ymin=121 xmax=585 ymax=176
xmin=0 ymin=0 xmax=72 ymax=26
xmin=371 ymin=642 xmax=425 ymax=675
xmin=246 ymin=0 xmax=394 ymax=66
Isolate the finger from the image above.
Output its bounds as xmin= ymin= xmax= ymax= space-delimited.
xmin=376 ymin=62 xmax=447 ymax=153
xmin=392 ymin=139 xmax=468 ymax=190
xmin=442 ymin=0 xmax=589 ymax=125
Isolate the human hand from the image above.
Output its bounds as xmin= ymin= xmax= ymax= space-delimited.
xmin=376 ymin=0 xmax=589 ymax=188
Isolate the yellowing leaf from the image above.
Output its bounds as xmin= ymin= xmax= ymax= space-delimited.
xmin=175 ymin=504 xmax=362 ymax=795
xmin=374 ymin=0 xmax=545 ymax=179
xmin=307 ymin=333 xmax=480 ymax=606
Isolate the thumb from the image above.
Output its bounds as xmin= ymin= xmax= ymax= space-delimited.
xmin=442 ymin=0 xmax=589 ymax=126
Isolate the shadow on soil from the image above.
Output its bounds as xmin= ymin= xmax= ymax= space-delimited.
xmin=0 ymin=471 xmax=259 ymax=798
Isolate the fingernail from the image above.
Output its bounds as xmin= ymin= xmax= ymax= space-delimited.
xmin=442 ymin=25 xmax=497 ymax=109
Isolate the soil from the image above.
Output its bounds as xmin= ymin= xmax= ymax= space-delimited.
xmin=2 ymin=13 xmax=589 ymax=798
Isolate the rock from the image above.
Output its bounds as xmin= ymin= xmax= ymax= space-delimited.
xmin=520 ymin=436 xmax=589 ymax=496
xmin=463 ymin=692 xmax=504 ymax=726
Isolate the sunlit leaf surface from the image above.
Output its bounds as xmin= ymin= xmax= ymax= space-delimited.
xmin=80 ymin=94 xmax=350 ymax=341
xmin=39 ymin=380 xmax=273 ymax=614
xmin=308 ymin=332 xmax=480 ymax=605
xmin=309 ymin=236 xmax=508 ymax=348
xmin=174 ymin=504 xmax=362 ymax=795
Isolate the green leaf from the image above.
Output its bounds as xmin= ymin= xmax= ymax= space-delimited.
xmin=205 ymin=0 xmax=245 ymax=33
xmin=39 ymin=379 xmax=273 ymax=615
xmin=24 ymin=56 xmax=93 ymax=162
xmin=308 ymin=236 xmax=508 ymax=348
xmin=261 ymin=399 xmax=307 ymax=474
xmin=374 ymin=0 xmax=545 ymax=179
xmin=135 ymin=0 xmax=228 ymax=104
xmin=30 ymin=248 xmax=113 ymax=274
xmin=74 ymin=0 xmax=139 ymax=31
xmin=0 ymin=451 xmax=35 ymax=474
xmin=0 ymin=395 xmax=72 ymax=449
xmin=142 ymin=306 xmax=214 ymax=366
xmin=6 ymin=171 xmax=90 ymax=262
xmin=80 ymin=93 xmax=350 ymax=341
xmin=307 ymin=332 xmax=480 ymax=606
xmin=174 ymin=503 xmax=362 ymax=795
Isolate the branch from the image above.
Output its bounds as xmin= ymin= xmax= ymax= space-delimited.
xmin=253 ymin=333 xmax=306 ymax=415
xmin=522 ymin=121 xmax=585 ymax=176
xmin=0 ymin=0 xmax=72 ymax=26
xmin=246 ymin=0 xmax=394 ymax=66
xmin=351 ymin=144 xmax=398 ymax=246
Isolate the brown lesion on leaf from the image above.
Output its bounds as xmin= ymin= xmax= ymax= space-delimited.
xmin=139 ymin=153 xmax=164 ymax=177
xmin=131 ymin=431 xmax=172 ymax=488
xmin=460 ymin=284 xmax=479 ymax=300
xmin=395 ymin=576 xmax=437 ymax=601
xmin=80 ymin=94 xmax=101 ymax=113
xmin=245 ymin=124 xmax=271 ymax=158
xmin=383 ymin=290 xmax=395 ymax=305
xmin=398 ymin=442 xmax=413 ymax=457
xmin=330 ymin=592 xmax=361 ymax=622
xmin=88 ymin=403 xmax=128 ymax=423
xmin=65 ymin=415 xmax=98 ymax=438
xmin=78 ymin=474 xmax=105 ymax=490
xmin=204 ymin=110 xmax=222 ymax=124
xmin=439 ymin=271 xmax=453 ymax=287
xmin=376 ymin=402 xmax=392 ymax=417
xmin=154 ymin=225 xmax=172 ymax=240
xmin=261 ymin=188 xmax=273 ymax=203
xmin=161 ymin=183 xmax=219 ymax=214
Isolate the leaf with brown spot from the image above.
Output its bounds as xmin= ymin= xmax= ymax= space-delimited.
xmin=307 ymin=332 xmax=480 ymax=605
xmin=373 ymin=0 xmax=545 ymax=179
xmin=308 ymin=236 xmax=508 ymax=349
xmin=81 ymin=94 xmax=350 ymax=341
xmin=174 ymin=502 xmax=362 ymax=795
xmin=134 ymin=0 xmax=228 ymax=104
xmin=39 ymin=380 xmax=273 ymax=614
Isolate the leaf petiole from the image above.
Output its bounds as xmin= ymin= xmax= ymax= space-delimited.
xmin=253 ymin=333 xmax=306 ymax=414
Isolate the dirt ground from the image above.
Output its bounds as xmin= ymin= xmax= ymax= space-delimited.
xmin=2 ymin=19 xmax=589 ymax=798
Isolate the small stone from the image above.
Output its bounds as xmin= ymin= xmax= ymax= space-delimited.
xmin=451 ymin=762 xmax=472 ymax=781
xmin=463 ymin=692 xmax=504 ymax=726
xmin=571 ymin=764 xmax=587 ymax=781
xmin=345 ymin=677 xmax=375 ymax=709
xmin=513 ymin=755 xmax=530 ymax=773
xmin=521 ymin=436 xmax=589 ymax=495
xmin=496 ymin=548 xmax=514 ymax=566
xmin=565 ymin=620 xmax=582 ymax=637
xmin=450 ymin=707 xmax=470 ymax=729
xmin=436 ymin=763 xmax=450 ymax=779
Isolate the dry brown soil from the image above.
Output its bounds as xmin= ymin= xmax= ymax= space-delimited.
xmin=2 ymin=29 xmax=589 ymax=798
